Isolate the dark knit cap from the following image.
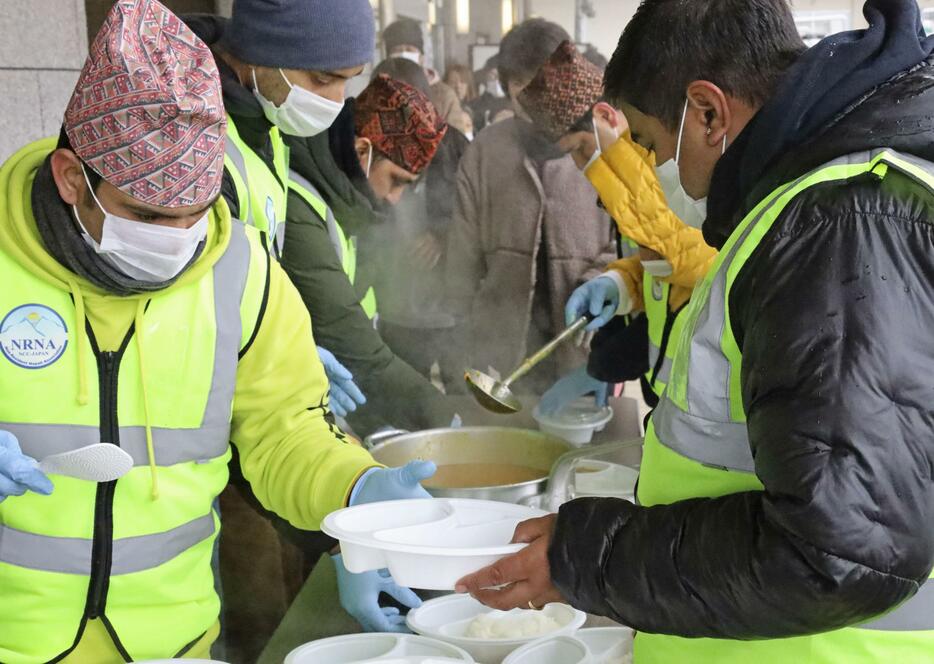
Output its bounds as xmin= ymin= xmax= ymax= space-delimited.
xmin=383 ymin=18 xmax=424 ymax=54
xmin=223 ymin=0 xmax=375 ymax=71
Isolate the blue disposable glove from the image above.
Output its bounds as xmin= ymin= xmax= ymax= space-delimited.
xmin=565 ymin=276 xmax=620 ymax=331
xmin=350 ymin=460 xmax=437 ymax=506
xmin=538 ymin=366 xmax=609 ymax=416
xmin=317 ymin=346 xmax=367 ymax=417
xmin=0 ymin=430 xmax=54 ymax=502
xmin=333 ymin=554 xmax=422 ymax=633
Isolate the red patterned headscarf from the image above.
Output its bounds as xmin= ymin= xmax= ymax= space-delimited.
xmin=354 ymin=75 xmax=447 ymax=175
xmin=518 ymin=40 xmax=604 ymax=142
xmin=64 ymin=0 xmax=226 ymax=208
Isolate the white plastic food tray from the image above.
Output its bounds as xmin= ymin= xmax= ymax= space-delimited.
xmin=502 ymin=627 xmax=633 ymax=664
xmin=284 ymin=633 xmax=474 ymax=664
xmin=322 ymin=499 xmax=547 ymax=590
xmin=407 ymin=593 xmax=586 ymax=664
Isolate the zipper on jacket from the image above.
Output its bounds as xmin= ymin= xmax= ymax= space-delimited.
xmin=85 ymin=351 xmax=118 ymax=619
xmin=83 ymin=326 xmax=135 ymax=624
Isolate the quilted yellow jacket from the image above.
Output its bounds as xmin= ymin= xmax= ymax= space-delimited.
xmin=585 ymin=133 xmax=717 ymax=311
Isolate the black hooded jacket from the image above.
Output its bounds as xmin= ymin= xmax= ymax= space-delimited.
xmin=549 ymin=1 xmax=934 ymax=639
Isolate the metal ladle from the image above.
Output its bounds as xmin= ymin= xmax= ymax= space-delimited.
xmin=465 ymin=316 xmax=591 ymax=414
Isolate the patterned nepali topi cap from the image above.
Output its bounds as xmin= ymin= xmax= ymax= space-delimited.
xmin=518 ymin=40 xmax=604 ymax=142
xmin=64 ymin=0 xmax=226 ymax=208
xmin=354 ymin=74 xmax=448 ymax=176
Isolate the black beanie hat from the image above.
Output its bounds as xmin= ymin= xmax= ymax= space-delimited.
xmin=383 ymin=18 xmax=424 ymax=54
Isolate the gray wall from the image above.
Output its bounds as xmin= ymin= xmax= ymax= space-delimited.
xmin=0 ymin=0 xmax=88 ymax=162
xmin=84 ymin=0 xmax=216 ymax=42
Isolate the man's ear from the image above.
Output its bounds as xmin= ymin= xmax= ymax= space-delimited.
xmin=49 ymin=148 xmax=86 ymax=206
xmin=592 ymin=101 xmax=628 ymax=134
xmin=685 ymin=80 xmax=731 ymax=148
xmin=354 ymin=136 xmax=373 ymax=160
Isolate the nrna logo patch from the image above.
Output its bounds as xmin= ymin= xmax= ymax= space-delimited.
xmin=0 ymin=304 xmax=69 ymax=369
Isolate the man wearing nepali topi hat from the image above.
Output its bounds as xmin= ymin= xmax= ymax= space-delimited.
xmin=352 ymin=74 xmax=448 ymax=205
xmin=0 ymin=1 xmax=434 ymax=661
xmin=444 ymin=20 xmax=618 ymax=398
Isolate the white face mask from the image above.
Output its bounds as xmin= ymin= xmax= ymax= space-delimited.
xmin=584 ymin=116 xmax=619 ymax=172
xmin=464 ymin=131 xmax=475 ymax=142
xmin=654 ymin=99 xmax=727 ymax=229
xmin=253 ymin=68 xmax=344 ymax=138
xmin=394 ymin=51 xmax=423 ymax=65
xmin=75 ymin=166 xmax=208 ymax=282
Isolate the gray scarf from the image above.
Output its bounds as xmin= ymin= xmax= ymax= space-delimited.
xmin=31 ymin=157 xmax=204 ymax=296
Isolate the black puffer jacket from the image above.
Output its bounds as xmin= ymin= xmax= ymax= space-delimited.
xmin=549 ymin=5 xmax=934 ymax=639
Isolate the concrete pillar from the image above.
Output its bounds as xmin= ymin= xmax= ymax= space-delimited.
xmin=0 ymin=0 xmax=88 ymax=163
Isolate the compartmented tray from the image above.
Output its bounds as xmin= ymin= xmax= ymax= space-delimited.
xmin=322 ymin=499 xmax=548 ymax=590
xmin=407 ymin=593 xmax=586 ymax=663
xmin=284 ymin=633 xmax=474 ymax=664
xmin=502 ymin=627 xmax=633 ymax=664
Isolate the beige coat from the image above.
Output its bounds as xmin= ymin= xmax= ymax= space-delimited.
xmin=430 ymin=81 xmax=469 ymax=134
xmin=445 ymin=118 xmax=617 ymax=388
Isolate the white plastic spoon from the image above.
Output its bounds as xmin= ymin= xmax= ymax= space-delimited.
xmin=39 ymin=443 xmax=134 ymax=482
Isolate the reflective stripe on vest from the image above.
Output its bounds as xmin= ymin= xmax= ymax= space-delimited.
xmin=288 ymin=171 xmax=378 ymax=320
xmin=643 ymin=274 xmax=688 ymax=396
xmin=0 ymin=513 xmax=214 ymax=575
xmin=860 ymin=579 xmax=934 ymax=631
xmin=643 ymin=148 xmax=934 ymax=642
xmin=224 ymin=115 xmax=289 ymax=258
xmin=287 ymin=171 xmax=339 ymax=263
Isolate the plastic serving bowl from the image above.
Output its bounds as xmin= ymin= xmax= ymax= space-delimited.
xmin=532 ymin=400 xmax=614 ymax=447
xmin=322 ymin=499 xmax=547 ymax=590
xmin=407 ymin=593 xmax=586 ymax=664
xmin=284 ymin=633 xmax=474 ymax=664
xmin=502 ymin=627 xmax=634 ymax=664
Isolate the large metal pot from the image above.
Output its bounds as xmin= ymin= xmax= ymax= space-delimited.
xmin=364 ymin=427 xmax=573 ymax=504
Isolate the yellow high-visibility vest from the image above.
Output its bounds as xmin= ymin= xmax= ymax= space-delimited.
xmin=0 ymin=140 xmax=269 ymax=663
